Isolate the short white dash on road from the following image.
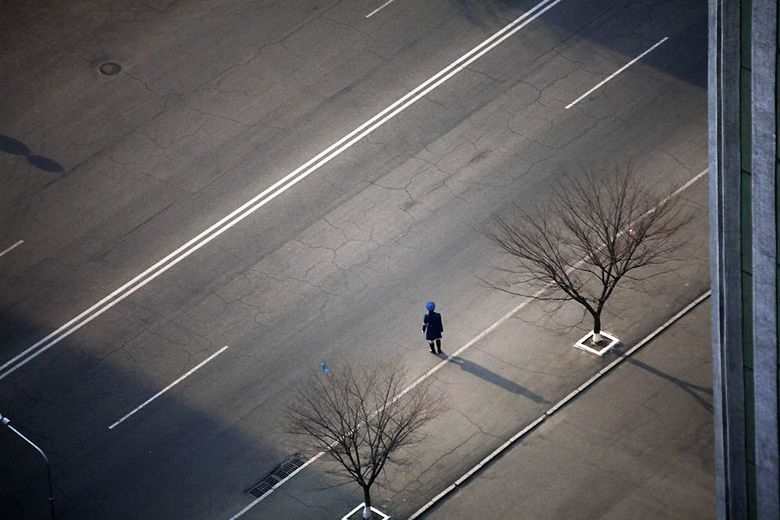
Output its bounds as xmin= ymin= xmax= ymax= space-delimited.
xmin=225 ymin=1 xmax=564 ymax=517
xmin=0 ymin=0 xmax=561 ymax=382
xmin=108 ymin=345 xmax=229 ymax=430
xmin=225 ymin=167 xmax=708 ymax=519
xmin=407 ymin=290 xmax=712 ymax=520
xmin=565 ymin=36 xmax=669 ymax=109
xmin=0 ymin=240 xmax=24 ymax=258
xmin=366 ymin=0 xmax=396 ymax=18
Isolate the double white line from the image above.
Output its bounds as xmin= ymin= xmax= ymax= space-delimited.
xmin=0 ymin=0 xmax=563 ymax=381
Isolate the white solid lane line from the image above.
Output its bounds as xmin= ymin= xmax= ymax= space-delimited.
xmin=0 ymin=0 xmax=562 ymax=382
xmin=0 ymin=240 xmax=24 ymax=258
xmin=565 ymin=36 xmax=670 ymax=109
xmin=366 ymin=0 xmax=396 ymax=18
xmin=407 ymin=290 xmax=712 ymax=520
xmin=226 ymin=167 xmax=709 ymax=519
xmin=108 ymin=345 xmax=229 ymax=430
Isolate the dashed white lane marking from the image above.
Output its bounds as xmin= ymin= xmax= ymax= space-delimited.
xmin=407 ymin=290 xmax=713 ymax=520
xmin=226 ymin=2 xmax=570 ymax=518
xmin=0 ymin=240 xmax=24 ymax=258
xmin=565 ymin=36 xmax=670 ymax=109
xmin=108 ymin=345 xmax=229 ymax=430
xmin=225 ymin=167 xmax=708 ymax=519
xmin=0 ymin=0 xmax=561 ymax=382
xmin=366 ymin=0 xmax=396 ymax=18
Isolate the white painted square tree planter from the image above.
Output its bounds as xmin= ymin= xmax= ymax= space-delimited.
xmin=342 ymin=503 xmax=391 ymax=520
xmin=574 ymin=331 xmax=619 ymax=357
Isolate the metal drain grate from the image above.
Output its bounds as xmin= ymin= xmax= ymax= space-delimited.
xmin=246 ymin=454 xmax=307 ymax=498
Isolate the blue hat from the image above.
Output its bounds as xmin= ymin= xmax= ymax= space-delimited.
xmin=426 ymin=301 xmax=436 ymax=311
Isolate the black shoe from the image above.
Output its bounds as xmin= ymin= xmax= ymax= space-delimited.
xmin=430 ymin=349 xmax=436 ymax=354
xmin=437 ymin=350 xmax=443 ymax=354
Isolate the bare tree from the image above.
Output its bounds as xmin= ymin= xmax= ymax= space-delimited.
xmin=485 ymin=163 xmax=692 ymax=344
xmin=286 ymin=361 xmax=445 ymax=519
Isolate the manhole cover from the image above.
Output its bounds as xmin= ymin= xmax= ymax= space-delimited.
xmin=98 ymin=62 xmax=122 ymax=76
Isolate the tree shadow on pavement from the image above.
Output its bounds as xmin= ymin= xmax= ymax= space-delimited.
xmin=0 ymin=135 xmax=64 ymax=173
xmin=625 ymin=357 xmax=713 ymax=414
xmin=445 ymin=355 xmax=549 ymax=403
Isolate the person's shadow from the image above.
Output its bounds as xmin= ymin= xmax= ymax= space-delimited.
xmin=1 ymin=135 xmax=64 ymax=173
xmin=446 ymin=355 xmax=549 ymax=404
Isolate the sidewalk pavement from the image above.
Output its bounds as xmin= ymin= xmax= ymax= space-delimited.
xmin=244 ymin=176 xmax=710 ymax=519
xmin=421 ymin=298 xmax=714 ymax=520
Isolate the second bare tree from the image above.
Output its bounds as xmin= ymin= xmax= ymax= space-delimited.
xmin=485 ymin=163 xmax=692 ymax=344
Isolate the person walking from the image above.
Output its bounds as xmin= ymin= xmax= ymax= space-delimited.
xmin=422 ymin=301 xmax=443 ymax=354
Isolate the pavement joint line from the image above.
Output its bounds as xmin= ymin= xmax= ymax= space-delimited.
xmin=565 ymin=36 xmax=670 ymax=109
xmin=108 ymin=345 xmax=229 ymax=430
xmin=0 ymin=240 xmax=24 ymax=258
xmin=454 ymin=415 xmax=547 ymax=486
xmin=545 ymin=388 xmax=581 ymax=416
xmin=577 ymin=372 xmax=603 ymax=392
xmin=365 ymin=0 xmax=396 ymax=18
xmin=0 ymin=0 xmax=562 ymax=382
xmin=225 ymin=167 xmax=708 ymax=519
xmin=223 ymin=167 xmax=708 ymax=519
xmin=407 ymin=290 xmax=712 ymax=520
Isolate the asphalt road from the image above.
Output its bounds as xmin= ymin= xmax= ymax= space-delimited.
xmin=0 ymin=0 xmax=707 ymax=518
xmin=423 ymin=300 xmax=715 ymax=520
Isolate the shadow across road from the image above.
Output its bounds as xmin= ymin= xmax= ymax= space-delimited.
xmin=450 ymin=0 xmax=706 ymax=90
xmin=445 ymin=355 xmax=549 ymax=403
xmin=0 ymin=135 xmax=64 ymax=173
xmin=0 ymin=309 xmax=352 ymax=520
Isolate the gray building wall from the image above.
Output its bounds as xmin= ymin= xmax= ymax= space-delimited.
xmin=709 ymin=0 xmax=779 ymax=518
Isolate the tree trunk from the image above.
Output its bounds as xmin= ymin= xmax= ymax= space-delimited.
xmin=362 ymin=487 xmax=373 ymax=519
xmin=592 ymin=312 xmax=603 ymax=344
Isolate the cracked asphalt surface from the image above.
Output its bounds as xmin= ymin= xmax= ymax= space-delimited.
xmin=424 ymin=301 xmax=714 ymax=520
xmin=0 ymin=0 xmax=707 ymax=518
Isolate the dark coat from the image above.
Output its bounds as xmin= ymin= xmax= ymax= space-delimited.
xmin=422 ymin=311 xmax=443 ymax=341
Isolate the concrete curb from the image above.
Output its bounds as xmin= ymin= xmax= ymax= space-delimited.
xmin=407 ymin=290 xmax=712 ymax=520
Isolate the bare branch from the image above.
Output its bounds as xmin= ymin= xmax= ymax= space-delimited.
xmin=483 ymin=162 xmax=692 ymax=339
xmin=285 ymin=361 xmax=446 ymax=517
